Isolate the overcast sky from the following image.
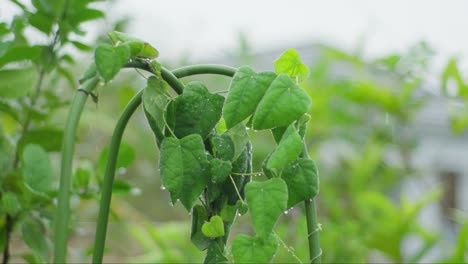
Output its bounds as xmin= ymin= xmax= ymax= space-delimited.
xmin=110 ymin=0 xmax=468 ymax=69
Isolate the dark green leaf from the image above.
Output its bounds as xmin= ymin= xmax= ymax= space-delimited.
xmin=143 ymin=76 xmax=169 ymax=144
xmin=210 ymin=158 xmax=232 ymax=184
xmin=274 ymin=48 xmax=310 ymax=82
xmin=112 ymin=179 xmax=133 ymax=195
xmin=253 ymin=74 xmax=311 ymax=129
xmin=210 ymin=133 xmax=235 ymax=161
xmin=94 ymin=43 xmax=130 ymax=82
xmin=281 ymin=158 xmax=319 ymax=208
xmin=22 ymin=144 xmax=53 ymax=193
xmin=266 ymin=124 xmax=302 ymax=171
xmin=0 ymin=67 xmax=37 ymax=98
xmin=245 ymin=178 xmax=288 ymax=238
xmin=22 ymin=218 xmax=49 ymax=263
xmin=28 ymin=12 xmax=54 ymax=34
xmin=202 ymin=215 xmax=225 ymax=238
xmin=223 ymin=66 xmax=276 ymax=128
xmin=232 ymin=234 xmax=277 ymax=263
xmin=191 ymin=205 xmax=212 ymax=250
xmin=159 ymin=134 xmax=209 ymax=210
xmin=204 ymin=242 xmax=228 ymax=264
xmin=18 ymin=129 xmax=64 ymax=153
xmin=172 ymin=82 xmax=224 ymax=139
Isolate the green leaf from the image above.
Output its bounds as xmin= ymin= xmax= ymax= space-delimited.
xmin=72 ymin=167 xmax=91 ymax=191
xmin=22 ymin=144 xmax=53 ymax=193
xmin=108 ymin=31 xmax=159 ymax=58
xmin=232 ymin=234 xmax=277 ymax=263
xmin=160 ymin=134 xmax=209 ymax=210
xmin=245 ymin=178 xmax=288 ymax=238
xmin=201 ymin=215 xmax=225 ymax=238
xmin=224 ymin=123 xmax=250 ymax=161
xmin=70 ymin=40 xmax=93 ymax=51
xmin=223 ymin=66 xmax=276 ymax=129
xmin=281 ymin=158 xmax=319 ymax=208
xmin=253 ymin=74 xmax=311 ymax=129
xmin=143 ymin=76 xmax=169 ymax=143
xmin=1 ymin=192 xmax=22 ymax=215
xmin=172 ymin=82 xmax=224 ymax=139
xmin=17 ymin=129 xmax=63 ymax=153
xmin=0 ymin=67 xmax=37 ymax=98
xmin=210 ymin=158 xmax=232 ymax=184
xmin=98 ymin=142 xmax=135 ymax=176
xmin=274 ymin=48 xmax=310 ymax=82
xmin=210 ymin=133 xmax=235 ymax=161
xmin=266 ymin=124 xmax=302 ymax=171
xmin=94 ymin=43 xmax=131 ymax=82
xmin=204 ymin=243 xmax=228 ymax=264
xmin=190 ymin=205 xmax=212 ymax=250
xmin=22 ymin=218 xmax=49 ymax=263
xmin=220 ymin=203 xmax=237 ymax=222
xmin=0 ymin=45 xmax=43 ymax=67
xmin=112 ymin=179 xmax=133 ymax=195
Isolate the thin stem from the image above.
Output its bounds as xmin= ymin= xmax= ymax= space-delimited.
xmin=91 ymin=64 xmax=236 ymax=263
xmin=229 ymin=175 xmax=245 ymax=204
xmin=1 ymin=216 xmax=13 ymax=264
xmin=300 ymin=142 xmax=321 ymax=264
xmin=53 ymin=76 xmax=100 ymax=263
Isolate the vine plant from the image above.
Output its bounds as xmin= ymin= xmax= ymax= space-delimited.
xmin=55 ymin=32 xmax=321 ymax=263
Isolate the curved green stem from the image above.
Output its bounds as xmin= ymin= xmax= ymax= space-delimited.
xmin=91 ymin=64 xmax=236 ymax=263
xmin=54 ymin=76 xmax=100 ymax=263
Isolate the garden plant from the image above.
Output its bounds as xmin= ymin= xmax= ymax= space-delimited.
xmin=54 ymin=31 xmax=321 ymax=263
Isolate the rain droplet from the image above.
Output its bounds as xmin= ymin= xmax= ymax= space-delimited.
xmin=284 ymin=210 xmax=289 ymax=215
xmin=117 ymin=167 xmax=126 ymax=175
xmin=160 ymin=185 xmax=166 ymax=190
xmin=131 ymin=188 xmax=142 ymax=196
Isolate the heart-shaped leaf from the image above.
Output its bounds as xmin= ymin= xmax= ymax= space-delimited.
xmin=253 ymin=74 xmax=311 ymax=130
xmin=245 ymin=178 xmax=288 ymax=238
xmin=202 ymin=215 xmax=225 ymax=238
xmin=232 ymin=234 xmax=278 ymax=263
xmin=274 ymin=48 xmax=310 ymax=82
xmin=143 ymin=76 xmax=169 ymax=143
xmin=160 ymin=134 xmax=209 ymax=210
xmin=223 ymin=66 xmax=276 ymax=129
xmin=210 ymin=133 xmax=235 ymax=161
xmin=171 ymin=82 xmax=224 ymax=139
xmin=94 ymin=43 xmax=131 ymax=82
xmin=281 ymin=158 xmax=319 ymax=208
xmin=210 ymin=158 xmax=232 ymax=184
xmin=266 ymin=124 xmax=302 ymax=171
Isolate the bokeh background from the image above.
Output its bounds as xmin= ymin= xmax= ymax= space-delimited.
xmin=2 ymin=0 xmax=468 ymax=263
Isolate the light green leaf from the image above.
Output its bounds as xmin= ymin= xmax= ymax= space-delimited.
xmin=1 ymin=192 xmax=22 ymax=215
xmin=223 ymin=66 xmax=276 ymax=128
xmin=253 ymin=74 xmax=311 ymax=129
xmin=108 ymin=31 xmax=158 ymax=58
xmin=98 ymin=142 xmax=135 ymax=177
xmin=22 ymin=144 xmax=53 ymax=193
xmin=266 ymin=124 xmax=302 ymax=171
xmin=224 ymin=123 xmax=250 ymax=161
xmin=0 ymin=46 xmax=43 ymax=67
xmin=281 ymin=158 xmax=319 ymax=208
xmin=160 ymin=134 xmax=209 ymax=210
xmin=245 ymin=178 xmax=288 ymax=238
xmin=210 ymin=158 xmax=232 ymax=184
xmin=202 ymin=215 xmax=225 ymax=238
xmin=274 ymin=48 xmax=310 ymax=82
xmin=232 ymin=234 xmax=277 ymax=263
xmin=22 ymin=218 xmax=49 ymax=263
xmin=72 ymin=167 xmax=91 ymax=191
xmin=143 ymin=76 xmax=169 ymax=143
xmin=172 ymin=82 xmax=224 ymax=139
xmin=191 ymin=205 xmax=212 ymax=250
xmin=0 ymin=67 xmax=37 ymax=98
xmin=94 ymin=43 xmax=131 ymax=82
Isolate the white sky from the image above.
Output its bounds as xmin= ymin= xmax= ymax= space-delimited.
xmin=112 ymin=0 xmax=468 ymax=69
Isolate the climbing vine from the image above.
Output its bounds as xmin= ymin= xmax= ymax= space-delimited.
xmin=55 ymin=32 xmax=321 ymax=263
